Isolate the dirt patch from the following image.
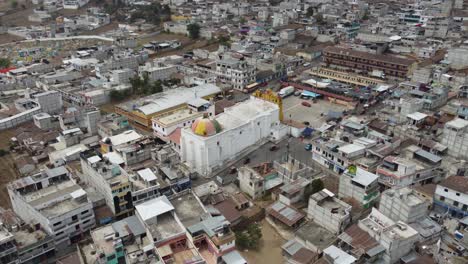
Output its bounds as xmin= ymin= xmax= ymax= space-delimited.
xmin=81 ymin=21 xmax=119 ymax=36
xmin=0 ymin=33 xmax=25 ymax=45
xmin=0 ymin=2 xmax=38 ymax=27
xmin=240 ymin=220 xmax=285 ymax=264
xmin=0 ymin=153 xmax=19 ymax=209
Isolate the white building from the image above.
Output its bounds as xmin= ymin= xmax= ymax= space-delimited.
xmin=358 ymin=208 xmax=419 ymax=264
xmin=446 ymin=48 xmax=468 ymax=70
xmin=323 ymin=245 xmax=357 ymax=264
xmin=181 ymin=96 xmax=287 ymax=176
xmin=215 ymin=57 xmax=256 ymax=90
xmin=152 ymin=98 xmax=215 ymax=137
xmin=7 ymin=167 xmax=95 ymax=250
xmin=63 ymin=0 xmax=89 ymax=9
xmin=79 ymin=150 xmax=133 ymax=217
xmin=140 ymin=65 xmax=177 ymax=82
xmin=338 ymin=166 xmax=379 ymax=209
xmin=441 ymin=118 xmax=468 ymax=159
xmin=307 ymin=189 xmax=352 ymax=234
xmin=379 ymin=187 xmax=428 ymax=223
xmin=110 ymin=68 xmax=135 ymax=84
xmin=434 ymin=176 xmax=468 ymax=218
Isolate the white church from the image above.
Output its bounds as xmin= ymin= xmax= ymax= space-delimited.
xmin=180 ymin=96 xmax=288 ymax=176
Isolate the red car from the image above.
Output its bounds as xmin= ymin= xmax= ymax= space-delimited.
xmin=302 ymin=101 xmax=311 ymax=107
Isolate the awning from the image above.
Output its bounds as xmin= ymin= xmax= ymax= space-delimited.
xmin=302 ymin=127 xmax=314 ymax=137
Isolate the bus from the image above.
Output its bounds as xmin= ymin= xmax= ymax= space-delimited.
xmin=243 ymin=82 xmax=261 ymax=93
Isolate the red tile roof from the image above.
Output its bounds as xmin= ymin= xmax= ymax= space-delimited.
xmin=439 ymin=176 xmax=468 ymax=194
xmin=168 ymin=128 xmax=182 ymax=145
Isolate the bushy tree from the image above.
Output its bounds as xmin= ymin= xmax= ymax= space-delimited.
xmin=304 ymin=178 xmax=325 ymax=203
xmin=187 ymin=23 xmax=201 ymax=39
xmin=235 ymin=223 xmax=262 ymax=250
xmin=0 ymin=58 xmax=11 ymax=69
xmin=306 ymin=7 xmax=314 ymax=17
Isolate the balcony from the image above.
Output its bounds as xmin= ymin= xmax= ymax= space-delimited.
xmin=211 ymin=232 xmax=235 ymax=247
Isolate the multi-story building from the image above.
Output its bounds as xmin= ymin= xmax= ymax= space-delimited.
xmin=238 ymin=163 xmax=282 ymax=200
xmin=152 ymin=98 xmax=215 ymax=138
xmin=379 ymin=187 xmax=428 ymax=223
xmin=82 ymin=214 xmax=156 ymax=264
xmin=323 ymin=46 xmax=417 ymax=78
xmin=376 ymin=150 xmax=445 ymax=189
xmin=63 ymin=0 xmax=89 ymax=9
xmin=135 ymin=196 xmax=205 ymax=264
xmin=97 ymin=114 xmax=131 ymax=138
xmin=0 ymin=226 xmax=17 ymax=264
xmin=115 ymin=84 xmax=221 ymax=130
xmin=140 ymin=64 xmax=177 ymax=82
xmin=80 ymin=150 xmax=133 ymax=218
xmin=307 ymin=189 xmax=352 ymax=234
xmin=187 ymin=215 xmax=238 ymax=263
xmin=215 ymin=57 xmax=256 ymax=90
xmin=8 ymin=167 xmax=95 ymax=250
xmin=424 ymin=17 xmax=449 ymax=39
xmin=358 ymin=208 xmax=419 ymax=264
xmin=338 ymin=166 xmax=379 ymax=209
xmin=58 ymin=106 xmax=101 ymax=135
xmin=0 ymin=209 xmax=56 ymax=264
xmin=441 ymin=118 xmax=468 ymax=159
xmin=311 ymin=139 xmax=365 ymax=174
xmin=434 ymin=176 xmax=468 ymax=218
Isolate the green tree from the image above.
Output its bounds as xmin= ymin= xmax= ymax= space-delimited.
xmin=315 ymin=13 xmax=324 ymax=24
xmin=311 ymin=178 xmax=324 ymax=193
xmin=235 ymin=223 xmax=262 ymax=250
xmin=218 ymin=35 xmax=231 ymax=46
xmin=239 ymin=17 xmax=246 ymax=25
xmin=362 ymin=10 xmax=370 ymax=20
xmin=306 ymin=7 xmax=314 ymax=17
xmin=0 ymin=58 xmax=11 ymax=69
xmin=305 ymin=178 xmax=325 ymax=202
xmin=10 ymin=0 xmax=18 ymax=9
xmin=235 ymin=231 xmax=250 ymax=250
xmin=187 ymin=23 xmax=201 ymax=39
xmin=247 ymin=223 xmax=262 ymax=240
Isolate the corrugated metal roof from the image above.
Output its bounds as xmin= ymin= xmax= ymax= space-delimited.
xmin=415 ymin=149 xmax=441 ymax=163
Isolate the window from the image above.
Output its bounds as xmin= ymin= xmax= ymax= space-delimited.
xmin=72 ymin=215 xmax=78 ymax=221
xmin=456 ymin=193 xmax=460 ymax=196
xmin=75 ymin=225 xmax=80 ymax=230
xmin=454 ymin=201 xmax=459 ymax=207
xmin=463 ymin=205 xmax=467 ymax=211
xmin=444 ymin=188 xmax=448 ymax=192
xmin=439 ymin=196 xmax=445 ymax=201
xmin=53 ymin=222 xmax=62 ymax=226
xmin=217 ymin=141 xmax=220 ymax=146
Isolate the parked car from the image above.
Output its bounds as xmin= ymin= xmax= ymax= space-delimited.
xmin=229 ymin=166 xmax=237 ymax=174
xmin=305 ymin=143 xmax=312 ymax=151
xmin=269 ymin=145 xmax=279 ymax=151
xmin=302 ymin=101 xmax=311 ymax=107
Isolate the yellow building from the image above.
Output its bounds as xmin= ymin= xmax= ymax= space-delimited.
xmin=171 ymin=14 xmax=191 ymax=21
xmin=115 ymin=84 xmax=221 ymax=130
